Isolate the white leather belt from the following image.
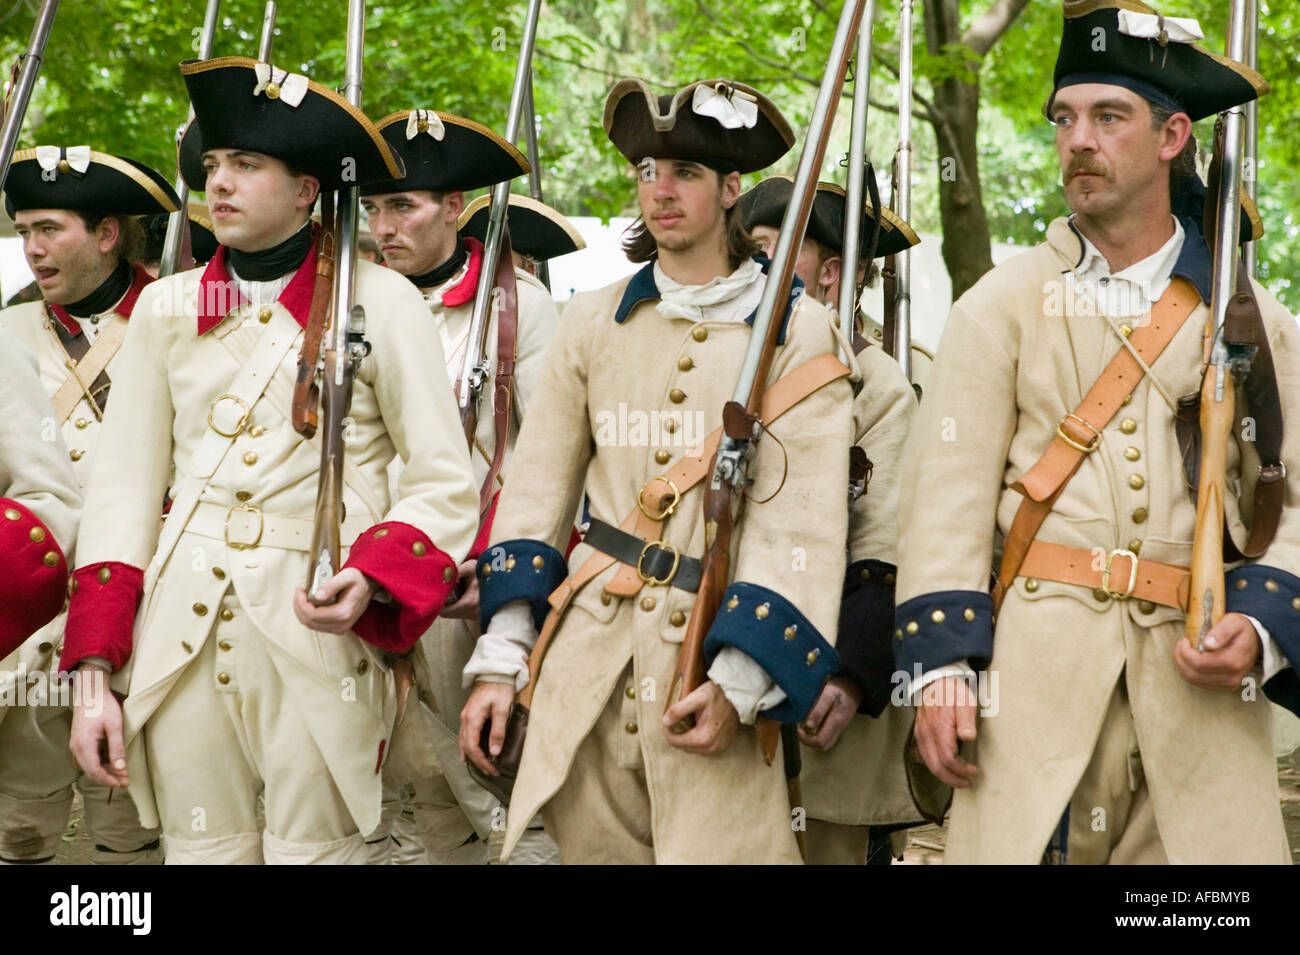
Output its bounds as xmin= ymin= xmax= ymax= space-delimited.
xmin=185 ymin=501 xmax=369 ymax=552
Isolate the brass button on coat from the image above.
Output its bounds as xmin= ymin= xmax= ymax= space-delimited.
xmin=532 ymin=555 xmax=545 ymax=569
xmin=412 ymin=542 xmax=427 ymax=556
xmin=1128 ymin=474 xmax=1145 ymax=490
xmin=443 ymin=567 xmax=455 ymax=583
xmin=677 ymin=356 xmax=694 ymax=371
xmin=1124 ymin=447 xmax=1140 ymax=461
xmin=1092 ymin=589 xmax=1110 ymax=603
xmin=1132 ymin=507 xmax=1148 ymax=523
xmin=625 ymin=685 xmax=636 ymax=699
xmin=182 ymin=641 xmax=193 ymax=654
xmin=98 ymin=567 xmax=111 ymax=584
xmin=75 ymin=418 xmax=88 ymax=430
xmin=600 ymin=591 xmax=612 ymax=606
xmin=669 ymin=388 xmax=686 ymax=404
xmin=931 ymin=610 xmax=946 ymax=624
xmin=654 ymin=449 xmax=671 ymax=465
xmin=42 ymin=552 xmax=58 ymax=567
xmin=249 ymin=425 xmax=265 ymax=437
xmin=1128 ymin=539 xmax=1142 ymax=554
xmin=212 ymin=567 xmax=226 ymax=580
xmin=258 ymin=307 xmax=273 ymax=323
xmin=1235 ymin=578 xmax=1248 ymax=591
xmin=1024 ymin=578 xmax=1039 ymax=592
xmin=905 ymin=621 xmax=918 ymax=635
xmin=1138 ymin=601 xmax=1156 ymax=614
xmin=783 ymin=625 xmax=797 ymax=641
xmin=217 ymin=672 xmax=231 ymax=685
xmin=29 ymin=527 xmax=45 ymax=543
xmin=670 ymin=611 xmax=686 ymax=626
xmin=692 ymin=326 xmax=708 ymax=342
xmin=69 ymin=449 xmax=83 ymax=461
xmin=640 ymin=596 xmax=656 ymax=612
xmin=220 ymin=608 xmax=235 ymax=621
xmin=963 ymin=608 xmax=976 ymax=622
xmin=1120 ymin=418 xmax=1137 ymax=434
xmin=236 ymin=490 xmax=253 ymax=502
xmin=625 ymin=721 xmax=638 ymax=734
xmin=193 ymin=603 xmax=208 ymax=616
xmin=356 ymin=659 xmax=369 ymax=675
xmin=3 ymin=508 xmax=18 ymax=521
xmin=243 ymin=452 xmax=258 ymax=466
xmin=755 ymin=603 xmax=770 ymax=620
xmin=218 ymin=640 xmax=232 ymax=651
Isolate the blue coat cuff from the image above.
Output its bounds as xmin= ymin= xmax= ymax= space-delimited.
xmin=703 ymin=582 xmax=840 ymax=724
xmin=893 ymin=591 xmax=994 ymax=677
xmin=1226 ymin=564 xmax=1300 ymax=716
xmin=477 ymin=538 xmax=567 ymax=632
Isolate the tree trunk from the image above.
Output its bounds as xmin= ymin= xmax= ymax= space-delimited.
xmin=923 ymin=0 xmax=995 ymax=301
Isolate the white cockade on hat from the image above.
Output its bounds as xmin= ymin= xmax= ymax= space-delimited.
xmin=405 ymin=109 xmax=447 ymax=141
xmin=252 ymin=61 xmax=309 ymax=107
xmin=691 ymin=83 xmax=758 ymax=130
xmin=34 ymin=145 xmax=91 ymax=177
xmin=1116 ymin=10 xmax=1203 ymax=45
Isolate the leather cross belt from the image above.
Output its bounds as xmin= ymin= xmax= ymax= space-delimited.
xmin=584 ymin=517 xmax=701 ymax=592
xmin=1018 ymin=540 xmax=1190 ymax=611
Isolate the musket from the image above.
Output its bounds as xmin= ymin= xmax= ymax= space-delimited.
xmin=158 ymin=0 xmax=222 ymax=278
xmin=1185 ymin=0 xmax=1252 ymax=648
xmin=522 ymin=69 xmax=550 ymax=291
xmin=1242 ymin=0 xmax=1258 ymax=280
xmin=668 ymin=0 xmax=869 ymax=766
xmin=456 ymin=0 xmax=541 ymax=516
xmin=837 ymin=0 xmax=877 ymax=348
xmin=0 ymin=0 xmax=60 ymax=192
xmin=306 ymin=0 xmax=370 ymax=604
xmin=891 ymin=0 xmax=915 ymax=382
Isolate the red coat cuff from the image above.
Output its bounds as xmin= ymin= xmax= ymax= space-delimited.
xmin=0 ymin=499 xmax=69 ymax=659
xmin=344 ymin=522 xmax=457 ymax=653
xmin=61 ymin=562 xmax=143 ymax=673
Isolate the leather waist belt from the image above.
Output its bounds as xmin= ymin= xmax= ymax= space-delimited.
xmin=1019 ymin=540 xmax=1190 ymax=611
xmin=584 ymin=517 xmax=701 ymax=593
xmin=186 ymin=501 xmax=369 ymax=552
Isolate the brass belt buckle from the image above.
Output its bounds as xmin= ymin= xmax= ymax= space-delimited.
xmin=636 ymin=540 xmax=680 ymax=587
xmin=208 ymin=394 xmax=251 ymax=437
xmin=225 ymin=504 xmax=263 ymax=550
xmin=637 ymin=477 xmax=680 ymax=521
xmin=1056 ymin=413 xmax=1101 ymax=454
xmin=1102 ymin=548 xmax=1139 ymax=600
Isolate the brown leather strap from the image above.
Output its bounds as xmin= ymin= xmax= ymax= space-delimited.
xmin=47 ymin=310 xmax=128 ymax=423
xmin=293 ymin=196 xmax=335 ymax=438
xmin=1019 ymin=540 xmax=1190 ymax=611
xmin=518 ymin=353 xmax=853 ymax=700
xmin=480 ymin=226 xmax=519 ymax=519
xmin=993 ymin=278 xmax=1200 ymax=614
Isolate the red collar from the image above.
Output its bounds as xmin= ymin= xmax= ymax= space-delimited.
xmin=441 ymin=237 xmax=484 ymax=309
xmin=197 ymin=231 xmax=319 ymax=336
xmin=48 ymin=263 xmax=154 ymax=337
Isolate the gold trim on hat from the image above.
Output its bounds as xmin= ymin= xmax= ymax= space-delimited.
xmin=458 ymin=192 xmax=586 ymax=250
xmin=373 ymin=109 xmax=530 ymax=176
xmin=10 ymin=147 xmax=178 ymax=212
xmin=179 ymin=56 xmax=404 ymax=180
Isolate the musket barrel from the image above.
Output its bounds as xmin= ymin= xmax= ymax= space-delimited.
xmin=1243 ymin=0 xmax=1258 ymax=279
xmin=332 ymin=0 xmax=366 ymax=382
xmin=0 ymin=0 xmax=59 ymax=190
xmin=258 ymin=2 xmax=278 ymax=62
xmin=737 ymin=0 xmax=867 ymax=408
xmin=459 ymin=0 xmax=544 ymax=411
xmin=524 ymin=70 xmax=551 ymax=290
xmin=159 ymin=0 xmax=221 ymax=277
xmin=1210 ymin=0 xmax=1249 ymax=353
xmin=838 ymin=0 xmax=877 ymax=343
xmin=893 ymin=0 xmax=914 ymax=382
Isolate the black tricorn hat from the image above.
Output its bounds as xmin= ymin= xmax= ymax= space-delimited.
xmin=359 ymin=109 xmax=529 ymax=196
xmin=739 ymin=176 xmax=920 ymax=259
xmin=458 ymin=193 xmax=586 ymax=261
xmin=179 ymin=56 xmax=404 ymax=192
xmin=141 ymin=202 xmax=219 ymax=263
xmin=603 ymin=78 xmax=793 ymax=174
xmin=1047 ymin=1 xmax=1268 ymax=123
xmin=4 ymin=147 xmax=179 ymax=218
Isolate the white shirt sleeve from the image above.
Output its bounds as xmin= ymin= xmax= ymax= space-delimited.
xmin=908 ymin=660 xmax=978 ymax=705
xmin=462 ymin=599 xmax=537 ymax=692
xmin=1245 ymin=615 xmax=1292 ymax=683
xmin=707 ymin=647 xmax=788 ymax=725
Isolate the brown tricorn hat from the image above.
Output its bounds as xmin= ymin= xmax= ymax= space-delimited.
xmin=739 ymin=175 xmax=920 ymax=259
xmin=603 ymin=78 xmax=793 ymax=174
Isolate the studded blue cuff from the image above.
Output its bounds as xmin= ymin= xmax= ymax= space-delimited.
xmin=476 ymin=538 xmax=567 ymax=632
xmin=893 ymin=590 xmax=994 ymax=678
xmin=1226 ymin=564 xmax=1300 ymax=716
xmin=702 ymin=582 xmax=840 ymax=724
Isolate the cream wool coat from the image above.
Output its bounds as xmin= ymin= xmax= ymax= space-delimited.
xmin=896 ymin=217 xmax=1295 ymax=864
xmin=486 ymin=269 xmax=854 ymax=863
xmin=801 ymin=342 xmax=920 ymax=827
xmin=72 ymin=259 xmax=479 ymax=835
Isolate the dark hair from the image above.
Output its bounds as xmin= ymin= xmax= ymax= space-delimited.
xmin=621 ymin=170 xmax=760 ymax=270
xmin=1148 ymin=103 xmax=1199 ymax=198
xmin=72 ymin=211 xmax=146 ymax=265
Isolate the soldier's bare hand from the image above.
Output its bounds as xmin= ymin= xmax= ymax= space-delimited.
xmin=662 ymin=680 xmax=739 ymax=756
xmin=68 ymin=666 xmax=128 ymax=788
xmin=460 ymin=680 xmax=515 ymax=775
xmin=441 ymin=560 xmax=481 ymax=621
xmin=293 ymin=568 xmax=377 ymax=634
xmin=913 ymin=676 xmax=980 ymax=789
xmin=1173 ymin=612 xmax=1261 ymax=692
xmin=797 ymin=675 xmax=862 ymax=750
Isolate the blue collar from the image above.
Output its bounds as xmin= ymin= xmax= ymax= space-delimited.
xmin=612 ymin=255 xmax=804 ymax=345
xmin=1066 ymin=215 xmax=1212 ymax=304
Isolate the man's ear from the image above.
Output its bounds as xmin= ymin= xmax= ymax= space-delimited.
xmin=818 ymin=254 xmax=842 ymax=293
xmin=1158 ymin=111 xmax=1193 ymax=163
xmin=719 ymin=171 xmax=742 ymax=209
xmin=96 ymin=216 xmax=122 ymax=256
xmin=296 ymin=174 xmax=322 ymax=209
xmin=444 ymin=190 xmax=465 ymax=222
